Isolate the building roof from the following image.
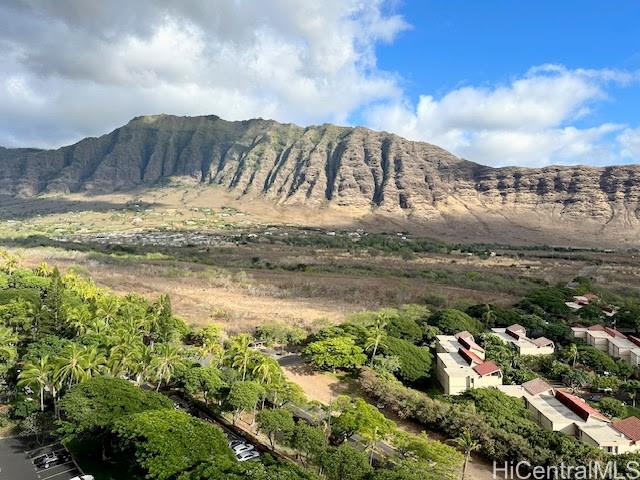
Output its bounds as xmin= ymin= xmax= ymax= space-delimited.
xmin=458 ymin=336 xmax=485 ymax=353
xmin=472 ymin=361 xmax=501 ymax=376
xmin=522 ymin=378 xmax=553 ymax=396
xmin=506 ymin=324 xmax=526 ymax=339
xmin=458 ymin=347 xmax=484 ymax=365
xmin=604 ymin=327 xmax=627 ymax=338
xmin=555 ymin=391 xmax=609 ymax=422
xmin=587 ymin=324 xmax=606 ymax=331
xmin=629 ymin=336 xmax=640 ymax=348
xmin=612 ymin=417 xmax=640 ymax=442
xmin=455 ymin=331 xmax=474 ymax=340
xmin=531 ymin=337 xmax=554 ymax=348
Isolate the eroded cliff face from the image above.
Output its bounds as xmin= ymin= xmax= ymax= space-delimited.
xmin=1 ymin=114 xmax=639 ymax=244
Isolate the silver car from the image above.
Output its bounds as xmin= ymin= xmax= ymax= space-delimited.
xmin=236 ymin=450 xmax=260 ymax=462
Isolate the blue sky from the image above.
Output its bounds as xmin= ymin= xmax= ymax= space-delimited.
xmin=1 ymin=1 xmax=639 ymax=167
xmin=375 ymin=0 xmax=640 ymax=130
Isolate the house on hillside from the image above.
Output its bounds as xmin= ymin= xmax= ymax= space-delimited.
xmin=490 ymin=324 xmax=555 ymax=356
xmin=571 ymin=325 xmax=640 ymax=366
xmin=499 ymin=379 xmax=640 ymax=454
xmin=435 ymin=332 xmax=502 ymax=395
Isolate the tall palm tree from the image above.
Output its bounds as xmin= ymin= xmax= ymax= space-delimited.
xmin=150 ymin=343 xmax=185 ymax=391
xmin=18 ymin=356 xmax=52 ymax=411
xmin=228 ymin=334 xmax=253 ymax=381
xmin=0 ymin=325 xmax=19 ymax=362
xmin=83 ymin=346 xmax=107 ymax=378
xmin=66 ymin=307 xmax=94 ymax=336
xmin=451 ymin=429 xmax=480 ymax=480
xmin=567 ymin=343 xmax=579 ymax=367
xmin=55 ymin=344 xmax=91 ymax=388
xmin=96 ymin=296 xmax=120 ymax=327
xmin=365 ymin=314 xmax=388 ymax=367
xmin=252 ymin=356 xmax=282 ymax=408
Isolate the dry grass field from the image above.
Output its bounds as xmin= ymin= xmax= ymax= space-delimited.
xmin=2 ymin=185 xmax=640 ymax=331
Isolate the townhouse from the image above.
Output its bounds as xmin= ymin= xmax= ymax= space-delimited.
xmin=571 ymin=324 xmax=640 ymax=366
xmin=491 ymin=324 xmax=555 ymax=356
xmin=499 ymin=378 xmax=640 ymax=454
xmin=435 ymin=331 xmax=503 ymax=395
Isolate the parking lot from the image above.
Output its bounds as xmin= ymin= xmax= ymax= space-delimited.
xmin=0 ymin=437 xmax=84 ymax=480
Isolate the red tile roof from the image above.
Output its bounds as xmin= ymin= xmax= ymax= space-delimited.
xmin=473 ymin=361 xmax=501 ymax=376
xmin=458 ymin=347 xmax=483 ymax=365
xmin=522 ymin=378 xmax=553 ymax=396
xmin=555 ymin=390 xmax=609 ymax=422
xmin=612 ymin=417 xmax=640 ymax=443
xmin=604 ymin=327 xmax=627 ymax=339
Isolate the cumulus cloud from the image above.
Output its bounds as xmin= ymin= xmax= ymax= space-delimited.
xmin=0 ymin=0 xmax=408 ymax=147
xmin=365 ymin=65 xmax=639 ymax=167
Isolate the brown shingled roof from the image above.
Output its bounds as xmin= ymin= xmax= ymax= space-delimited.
xmin=612 ymin=417 xmax=640 ymax=443
xmin=472 ymin=361 xmax=501 ymax=376
xmin=555 ymin=390 xmax=609 ymax=422
xmin=522 ymin=378 xmax=553 ymax=396
xmin=531 ymin=337 xmax=554 ymax=348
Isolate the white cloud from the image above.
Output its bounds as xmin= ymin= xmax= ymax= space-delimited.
xmin=366 ymin=65 xmax=638 ymax=167
xmin=618 ymin=127 xmax=640 ymax=160
xmin=0 ymin=0 xmax=408 ymax=147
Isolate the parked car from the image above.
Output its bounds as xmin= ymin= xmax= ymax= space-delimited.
xmin=228 ymin=440 xmax=244 ymax=449
xmin=232 ymin=443 xmax=255 ymax=454
xmin=36 ymin=452 xmax=70 ymax=469
xmin=70 ymin=476 xmax=95 ymax=480
xmin=34 ymin=452 xmax=58 ymax=467
xmin=236 ymin=450 xmax=260 ymax=462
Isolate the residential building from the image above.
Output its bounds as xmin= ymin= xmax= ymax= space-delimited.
xmin=571 ymin=325 xmax=640 ymax=366
xmin=491 ymin=324 xmax=555 ymax=356
xmin=499 ymin=379 xmax=640 ymax=454
xmin=435 ymin=332 xmax=502 ymax=395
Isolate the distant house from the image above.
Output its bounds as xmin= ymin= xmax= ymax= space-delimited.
xmin=435 ymin=332 xmax=502 ymax=395
xmin=490 ymin=324 xmax=555 ymax=356
xmin=499 ymin=379 xmax=640 ymax=454
xmin=572 ymin=325 xmax=640 ymax=366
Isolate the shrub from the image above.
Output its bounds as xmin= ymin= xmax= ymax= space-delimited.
xmin=381 ymin=337 xmax=432 ymax=383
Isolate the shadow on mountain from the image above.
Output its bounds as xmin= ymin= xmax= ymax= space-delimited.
xmin=0 ymin=196 xmax=160 ymax=220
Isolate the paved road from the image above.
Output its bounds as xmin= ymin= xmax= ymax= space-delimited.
xmin=0 ymin=437 xmax=83 ymax=480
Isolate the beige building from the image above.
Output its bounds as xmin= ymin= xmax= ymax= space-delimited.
xmin=572 ymin=325 xmax=640 ymax=366
xmin=435 ymin=332 xmax=503 ymax=395
xmin=499 ymin=379 xmax=640 ymax=454
xmin=491 ymin=324 xmax=555 ymax=356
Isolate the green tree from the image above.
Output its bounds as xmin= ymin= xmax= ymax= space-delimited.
xmin=429 ymin=309 xmax=483 ymax=335
xmin=114 ymin=409 xmax=232 ymax=480
xmin=320 ymin=444 xmax=372 ymax=480
xmin=227 ymin=381 xmax=265 ymax=425
xmin=304 ymin=336 xmax=367 ymax=372
xmin=256 ymin=408 xmax=296 ymax=448
xmin=289 ymin=422 xmax=327 ymax=466
xmin=55 ymin=343 xmax=92 ymax=388
xmin=0 ymin=325 xmax=19 ymax=362
xmin=365 ymin=314 xmax=388 ymax=367
xmin=598 ymin=397 xmax=626 ymax=418
xmin=179 ymin=365 xmax=223 ymax=405
xmin=227 ymin=334 xmax=254 ymax=381
xmin=18 ymin=356 xmax=53 ymax=412
xmin=381 ymin=337 xmax=432 ymax=383
xmin=150 ymin=343 xmax=186 ymax=391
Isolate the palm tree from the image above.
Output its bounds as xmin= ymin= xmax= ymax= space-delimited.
xmin=18 ymin=357 xmax=53 ymax=411
xmin=55 ymin=344 xmax=91 ymax=388
xmin=96 ymin=296 xmax=120 ymax=327
xmin=66 ymin=307 xmax=94 ymax=336
xmin=365 ymin=314 xmax=388 ymax=367
xmin=252 ymin=356 xmax=282 ymax=408
xmin=451 ymin=429 xmax=480 ymax=480
xmin=83 ymin=346 xmax=107 ymax=378
xmin=0 ymin=325 xmax=19 ymax=362
xmin=150 ymin=343 xmax=185 ymax=391
xmin=228 ymin=334 xmax=253 ymax=381
xmin=567 ymin=343 xmax=579 ymax=367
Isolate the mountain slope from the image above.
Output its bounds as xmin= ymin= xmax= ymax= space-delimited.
xmin=2 ymin=114 xmax=640 ymax=245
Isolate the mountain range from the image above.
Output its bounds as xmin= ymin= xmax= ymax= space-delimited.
xmin=1 ymin=114 xmax=639 ymax=246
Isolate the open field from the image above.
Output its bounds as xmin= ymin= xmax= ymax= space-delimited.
xmin=2 ymin=185 xmax=640 ymax=331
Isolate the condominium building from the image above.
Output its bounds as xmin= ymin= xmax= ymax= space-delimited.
xmin=435 ymin=331 xmax=503 ymax=395
xmin=572 ymin=325 xmax=640 ymax=366
xmin=499 ymin=379 xmax=640 ymax=454
xmin=491 ymin=324 xmax=555 ymax=356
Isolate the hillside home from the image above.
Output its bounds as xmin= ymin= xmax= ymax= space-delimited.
xmin=491 ymin=324 xmax=555 ymax=356
xmin=499 ymin=379 xmax=640 ymax=454
xmin=571 ymin=325 xmax=640 ymax=366
xmin=435 ymin=332 xmax=502 ymax=395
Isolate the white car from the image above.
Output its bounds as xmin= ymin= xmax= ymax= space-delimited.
xmin=232 ymin=443 xmax=255 ymax=454
xmin=70 ymin=476 xmax=95 ymax=480
xmin=236 ymin=450 xmax=260 ymax=462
